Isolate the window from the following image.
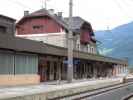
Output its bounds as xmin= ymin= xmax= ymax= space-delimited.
xmin=0 ymin=53 xmax=14 ymax=74
xmin=0 ymin=26 xmax=7 ymax=33
xmin=92 ymin=47 xmax=94 ymax=53
xmin=77 ymin=44 xmax=80 ymax=50
xmin=91 ymin=47 xmax=95 ymax=54
xmin=88 ymin=45 xmax=90 ymax=53
xmin=90 ymin=47 xmax=93 ymax=54
xmin=33 ymin=25 xmax=43 ymax=29
xmin=15 ymin=54 xmax=38 ymax=74
xmin=0 ymin=52 xmax=38 ymax=75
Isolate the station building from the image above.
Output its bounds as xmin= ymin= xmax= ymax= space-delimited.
xmin=0 ymin=11 xmax=128 ymax=86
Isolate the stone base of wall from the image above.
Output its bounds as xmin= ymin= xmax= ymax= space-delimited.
xmin=0 ymin=75 xmax=40 ymax=86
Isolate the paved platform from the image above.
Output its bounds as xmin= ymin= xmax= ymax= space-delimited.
xmin=0 ymin=78 xmax=123 ymax=100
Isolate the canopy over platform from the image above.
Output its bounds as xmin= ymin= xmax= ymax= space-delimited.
xmin=0 ymin=34 xmax=127 ymax=65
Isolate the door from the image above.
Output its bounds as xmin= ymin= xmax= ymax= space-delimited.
xmin=38 ymin=64 xmax=47 ymax=82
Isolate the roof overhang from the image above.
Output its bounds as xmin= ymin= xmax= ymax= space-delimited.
xmin=0 ymin=34 xmax=128 ymax=65
xmin=0 ymin=15 xmax=16 ymax=22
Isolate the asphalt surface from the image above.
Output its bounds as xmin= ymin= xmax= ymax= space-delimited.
xmin=83 ymin=83 xmax=133 ymax=100
xmin=0 ymin=78 xmax=121 ymax=99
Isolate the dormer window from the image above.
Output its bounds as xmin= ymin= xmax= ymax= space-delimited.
xmin=0 ymin=26 xmax=7 ymax=33
xmin=33 ymin=25 xmax=43 ymax=30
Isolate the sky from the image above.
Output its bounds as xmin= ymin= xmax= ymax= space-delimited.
xmin=0 ymin=0 xmax=133 ymax=30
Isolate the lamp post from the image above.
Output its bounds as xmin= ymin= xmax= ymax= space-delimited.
xmin=67 ymin=0 xmax=73 ymax=83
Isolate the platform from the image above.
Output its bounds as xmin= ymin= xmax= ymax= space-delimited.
xmin=0 ymin=78 xmax=123 ymax=100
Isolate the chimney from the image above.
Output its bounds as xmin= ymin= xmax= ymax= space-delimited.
xmin=57 ymin=12 xmax=63 ymax=18
xmin=48 ymin=9 xmax=54 ymax=14
xmin=24 ymin=11 xmax=29 ymax=16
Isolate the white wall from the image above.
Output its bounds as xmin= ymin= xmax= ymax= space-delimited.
xmin=16 ymin=32 xmax=67 ymax=47
xmin=16 ymin=32 xmax=97 ymax=54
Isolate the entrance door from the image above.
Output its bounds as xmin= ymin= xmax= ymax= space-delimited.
xmin=38 ymin=64 xmax=47 ymax=82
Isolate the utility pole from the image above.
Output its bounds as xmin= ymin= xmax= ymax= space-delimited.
xmin=67 ymin=0 xmax=73 ymax=83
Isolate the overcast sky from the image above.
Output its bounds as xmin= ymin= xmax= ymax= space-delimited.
xmin=0 ymin=0 xmax=133 ymax=30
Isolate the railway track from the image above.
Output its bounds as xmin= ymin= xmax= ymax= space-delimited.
xmin=49 ymin=81 xmax=133 ymax=100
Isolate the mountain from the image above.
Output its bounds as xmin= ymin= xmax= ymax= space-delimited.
xmin=95 ymin=21 xmax=133 ymax=67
